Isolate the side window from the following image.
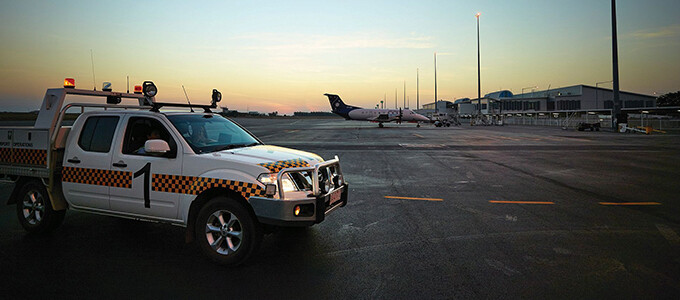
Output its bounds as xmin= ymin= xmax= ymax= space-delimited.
xmin=122 ymin=117 xmax=177 ymax=158
xmin=78 ymin=116 xmax=119 ymax=153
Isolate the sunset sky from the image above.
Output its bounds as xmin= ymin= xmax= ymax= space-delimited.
xmin=1 ymin=0 xmax=679 ymax=114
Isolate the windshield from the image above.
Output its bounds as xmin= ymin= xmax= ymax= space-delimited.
xmin=167 ymin=114 xmax=260 ymax=154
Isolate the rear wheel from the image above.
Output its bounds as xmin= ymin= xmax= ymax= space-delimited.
xmin=195 ymin=197 xmax=262 ymax=266
xmin=16 ymin=180 xmax=65 ymax=234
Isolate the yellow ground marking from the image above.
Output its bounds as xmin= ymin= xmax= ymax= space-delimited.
xmin=385 ymin=196 xmax=443 ymax=202
xmin=489 ymin=200 xmax=555 ymax=205
xmin=413 ymin=134 xmax=425 ymax=138
xmin=599 ymin=202 xmax=661 ymax=206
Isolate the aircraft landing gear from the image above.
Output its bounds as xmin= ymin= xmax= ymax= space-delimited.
xmin=416 ymin=123 xmax=421 ymax=128
xmin=378 ymin=123 xmax=384 ymax=128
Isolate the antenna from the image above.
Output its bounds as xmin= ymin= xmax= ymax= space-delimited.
xmin=126 ymin=76 xmax=129 ymax=93
xmin=182 ymin=85 xmax=194 ymax=112
xmin=90 ymin=49 xmax=97 ymax=91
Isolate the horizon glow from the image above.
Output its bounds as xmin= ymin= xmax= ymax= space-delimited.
xmin=1 ymin=0 xmax=679 ymax=114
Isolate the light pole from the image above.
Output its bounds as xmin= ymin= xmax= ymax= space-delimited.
xmin=611 ymin=0 xmax=621 ymax=129
xmin=595 ymin=80 xmax=613 ymax=109
xmin=476 ymin=12 xmax=482 ymax=117
xmin=434 ymin=52 xmax=438 ymax=115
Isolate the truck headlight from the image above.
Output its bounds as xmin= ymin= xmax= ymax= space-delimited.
xmin=258 ymin=173 xmax=297 ymax=193
xmin=318 ymin=169 xmax=332 ymax=194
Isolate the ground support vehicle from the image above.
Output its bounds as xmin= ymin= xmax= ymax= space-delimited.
xmin=431 ymin=113 xmax=461 ymax=127
xmin=0 ymin=80 xmax=348 ymax=265
xmin=577 ymin=122 xmax=601 ymax=131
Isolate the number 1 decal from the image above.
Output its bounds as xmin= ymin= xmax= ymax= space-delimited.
xmin=134 ymin=162 xmax=151 ymax=208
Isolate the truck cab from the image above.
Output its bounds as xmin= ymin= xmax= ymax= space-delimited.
xmin=1 ymin=80 xmax=348 ymax=265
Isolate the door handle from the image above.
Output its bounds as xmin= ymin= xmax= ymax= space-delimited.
xmin=67 ymin=158 xmax=80 ymax=164
xmin=112 ymin=162 xmax=127 ymax=168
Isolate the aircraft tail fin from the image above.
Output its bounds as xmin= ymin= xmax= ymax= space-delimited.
xmin=324 ymin=93 xmax=349 ymax=112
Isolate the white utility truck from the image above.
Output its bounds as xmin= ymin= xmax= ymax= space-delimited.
xmin=0 ymin=79 xmax=348 ymax=265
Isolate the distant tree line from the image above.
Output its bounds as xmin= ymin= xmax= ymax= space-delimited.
xmin=657 ymin=91 xmax=680 ymax=107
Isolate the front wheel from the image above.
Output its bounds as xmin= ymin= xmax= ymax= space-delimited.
xmin=195 ymin=197 xmax=262 ymax=266
xmin=16 ymin=180 xmax=65 ymax=234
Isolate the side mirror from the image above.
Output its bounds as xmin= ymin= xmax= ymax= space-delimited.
xmin=211 ymin=89 xmax=222 ymax=107
xmin=144 ymin=139 xmax=170 ymax=154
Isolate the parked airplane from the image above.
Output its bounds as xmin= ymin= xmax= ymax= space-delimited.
xmin=325 ymin=93 xmax=430 ymax=128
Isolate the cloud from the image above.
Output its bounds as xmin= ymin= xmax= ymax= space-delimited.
xmin=630 ymin=24 xmax=680 ymax=39
xmin=232 ymin=33 xmax=435 ymax=52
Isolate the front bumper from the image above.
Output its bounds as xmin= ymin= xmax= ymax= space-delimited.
xmin=249 ymin=183 xmax=348 ymax=227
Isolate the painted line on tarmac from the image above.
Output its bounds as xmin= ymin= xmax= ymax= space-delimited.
xmin=598 ymin=202 xmax=661 ymax=206
xmin=489 ymin=200 xmax=555 ymax=205
xmin=384 ymin=196 xmax=443 ymax=202
xmin=656 ymin=224 xmax=680 ymax=246
xmin=412 ymin=133 xmax=425 ymax=138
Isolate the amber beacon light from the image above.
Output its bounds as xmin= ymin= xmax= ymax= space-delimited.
xmin=64 ymin=78 xmax=75 ymax=88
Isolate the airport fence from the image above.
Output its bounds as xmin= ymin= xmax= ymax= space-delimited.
xmin=501 ymin=113 xmax=680 ymax=131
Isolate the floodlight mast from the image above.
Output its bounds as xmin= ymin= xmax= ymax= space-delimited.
xmin=611 ymin=0 xmax=622 ymax=129
xmin=476 ymin=12 xmax=482 ymax=117
xmin=434 ymin=52 xmax=437 ymax=115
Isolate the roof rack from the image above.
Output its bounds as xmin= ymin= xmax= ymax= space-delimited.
xmin=150 ymin=88 xmax=222 ymax=113
xmin=150 ymin=102 xmax=216 ymax=113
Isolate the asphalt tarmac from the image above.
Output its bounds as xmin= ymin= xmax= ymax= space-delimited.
xmin=2 ymin=118 xmax=680 ymax=299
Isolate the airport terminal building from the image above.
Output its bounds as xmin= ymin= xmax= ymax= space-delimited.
xmin=455 ymin=84 xmax=657 ymax=116
xmin=417 ymin=84 xmax=666 ymax=128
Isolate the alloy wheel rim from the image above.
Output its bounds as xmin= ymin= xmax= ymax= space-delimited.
xmin=205 ymin=210 xmax=243 ymax=255
xmin=22 ymin=189 xmax=44 ymax=225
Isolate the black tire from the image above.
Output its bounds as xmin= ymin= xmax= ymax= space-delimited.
xmin=16 ymin=180 xmax=65 ymax=234
xmin=194 ymin=197 xmax=262 ymax=266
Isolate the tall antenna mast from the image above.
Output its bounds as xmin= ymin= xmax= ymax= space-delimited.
xmin=90 ymin=49 xmax=97 ymax=91
xmin=182 ymin=85 xmax=195 ymax=112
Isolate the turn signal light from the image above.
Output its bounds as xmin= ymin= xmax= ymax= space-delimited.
xmin=133 ymin=85 xmax=142 ymax=94
xmin=64 ymin=78 xmax=75 ymax=88
xmin=293 ymin=204 xmax=314 ymax=217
